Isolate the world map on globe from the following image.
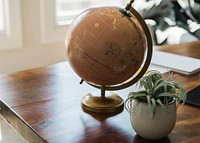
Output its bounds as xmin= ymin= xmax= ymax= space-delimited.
xmin=65 ymin=7 xmax=147 ymax=86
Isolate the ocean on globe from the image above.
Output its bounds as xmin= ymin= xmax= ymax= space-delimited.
xmin=65 ymin=7 xmax=147 ymax=86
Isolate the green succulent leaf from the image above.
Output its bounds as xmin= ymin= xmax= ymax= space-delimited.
xmin=151 ymin=98 xmax=156 ymax=119
xmin=156 ymin=98 xmax=167 ymax=111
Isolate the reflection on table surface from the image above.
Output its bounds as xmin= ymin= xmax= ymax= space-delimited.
xmin=0 ymin=115 xmax=27 ymax=143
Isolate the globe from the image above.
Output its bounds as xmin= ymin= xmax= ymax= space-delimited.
xmin=65 ymin=1 xmax=152 ymax=114
xmin=66 ymin=7 xmax=146 ymax=86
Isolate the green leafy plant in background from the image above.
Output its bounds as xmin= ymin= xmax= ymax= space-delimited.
xmin=125 ymin=70 xmax=186 ymax=118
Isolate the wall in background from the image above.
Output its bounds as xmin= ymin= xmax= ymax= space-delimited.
xmin=0 ymin=0 xmax=67 ymax=74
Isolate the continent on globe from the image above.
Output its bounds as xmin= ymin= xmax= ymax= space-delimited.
xmin=66 ymin=7 xmax=147 ymax=86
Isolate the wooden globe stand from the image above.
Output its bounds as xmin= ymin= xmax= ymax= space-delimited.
xmin=81 ymin=0 xmax=153 ymax=114
xmin=82 ymin=86 xmax=124 ymax=114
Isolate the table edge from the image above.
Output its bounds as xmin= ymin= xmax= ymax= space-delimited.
xmin=0 ymin=100 xmax=47 ymax=143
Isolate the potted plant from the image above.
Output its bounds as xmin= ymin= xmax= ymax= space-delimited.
xmin=125 ymin=70 xmax=186 ymax=140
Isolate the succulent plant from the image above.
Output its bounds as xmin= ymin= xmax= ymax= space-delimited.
xmin=125 ymin=70 xmax=186 ymax=118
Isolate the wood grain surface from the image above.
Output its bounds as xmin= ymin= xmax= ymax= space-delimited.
xmin=0 ymin=41 xmax=200 ymax=143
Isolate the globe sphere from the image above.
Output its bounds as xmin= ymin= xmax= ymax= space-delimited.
xmin=66 ymin=7 xmax=147 ymax=86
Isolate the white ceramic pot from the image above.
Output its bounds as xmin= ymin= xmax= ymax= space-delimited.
xmin=129 ymin=99 xmax=176 ymax=140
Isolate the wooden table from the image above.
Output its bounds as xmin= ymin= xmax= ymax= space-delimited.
xmin=0 ymin=41 xmax=200 ymax=143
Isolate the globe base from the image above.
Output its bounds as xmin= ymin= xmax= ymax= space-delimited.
xmin=81 ymin=92 xmax=124 ymax=114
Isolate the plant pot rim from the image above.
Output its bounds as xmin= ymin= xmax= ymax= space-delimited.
xmin=134 ymin=98 xmax=176 ymax=106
